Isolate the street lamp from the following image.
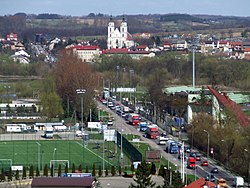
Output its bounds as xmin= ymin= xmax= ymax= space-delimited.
xmin=203 ymin=130 xmax=210 ymax=159
xmin=120 ymin=129 xmax=124 ymax=161
xmin=53 ymin=148 xmax=56 ymax=176
xmin=36 ymin=142 xmax=41 ymax=172
xmin=116 ymin=66 xmax=120 ymax=101
xmin=76 ymin=89 xmax=86 ymax=130
xmin=244 ymin=149 xmax=250 ymax=187
xmin=221 ymin=139 xmax=228 ymax=167
xmin=129 ymin=70 xmax=134 ymax=104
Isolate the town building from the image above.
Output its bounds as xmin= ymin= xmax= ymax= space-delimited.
xmin=107 ymin=16 xmax=134 ymax=49
xmin=71 ymin=45 xmax=102 ymax=62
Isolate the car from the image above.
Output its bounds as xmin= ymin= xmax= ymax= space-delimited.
xmin=205 ymin=174 xmax=216 ymax=182
xmin=211 ymin=167 xmax=219 ymax=173
xmin=107 ymin=120 xmax=113 ymax=126
xmin=201 ymin=160 xmax=208 ymax=166
xmin=123 ymin=170 xmax=134 ymax=178
xmin=195 ymin=154 xmax=201 ymax=161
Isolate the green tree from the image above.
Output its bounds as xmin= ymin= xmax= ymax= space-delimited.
xmin=65 ymin=163 xmax=69 ymax=174
xmin=44 ymin=164 xmax=48 ymax=176
xmin=72 ymin=163 xmax=76 ymax=173
xmin=36 ymin=166 xmax=40 ymax=177
xmin=58 ymin=164 xmax=62 ymax=176
xmin=130 ymin=164 xmax=135 ymax=172
xmin=92 ymin=164 xmax=96 ymax=176
xmin=78 ymin=164 xmax=82 ymax=172
xmin=118 ymin=165 xmax=122 ymax=176
xmin=23 ymin=166 xmax=27 ymax=179
xmin=98 ymin=165 xmax=102 ymax=177
xmin=129 ymin=161 xmax=156 ymax=188
xmin=15 ymin=170 xmax=20 ymax=180
xmin=7 ymin=167 xmax=12 ymax=181
xmin=85 ymin=165 xmax=89 ymax=173
xmin=1 ymin=168 xmax=5 ymax=181
xmin=105 ymin=166 xmax=108 ymax=176
xmin=158 ymin=165 xmax=164 ymax=177
xmin=111 ymin=166 xmax=116 ymax=176
xmin=150 ymin=162 xmax=156 ymax=175
xmin=29 ymin=165 xmax=34 ymax=178
xmin=50 ymin=164 xmax=54 ymax=177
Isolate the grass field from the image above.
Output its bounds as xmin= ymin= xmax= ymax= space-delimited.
xmin=0 ymin=140 xmax=131 ymax=171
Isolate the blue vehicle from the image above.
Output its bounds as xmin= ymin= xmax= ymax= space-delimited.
xmin=166 ymin=140 xmax=178 ymax=154
xmin=139 ymin=122 xmax=148 ymax=132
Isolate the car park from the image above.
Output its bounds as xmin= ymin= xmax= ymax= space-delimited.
xmin=211 ymin=167 xmax=219 ymax=173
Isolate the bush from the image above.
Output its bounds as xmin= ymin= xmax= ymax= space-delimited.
xmin=111 ymin=166 xmax=116 ymax=176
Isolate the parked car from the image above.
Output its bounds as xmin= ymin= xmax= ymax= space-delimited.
xmin=211 ymin=167 xmax=219 ymax=173
xmin=201 ymin=160 xmax=209 ymax=166
xmin=123 ymin=170 xmax=134 ymax=178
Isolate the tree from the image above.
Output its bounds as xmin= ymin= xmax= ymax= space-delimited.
xmin=105 ymin=166 xmax=108 ymax=176
xmin=58 ymin=164 xmax=62 ymax=177
xmin=85 ymin=165 xmax=89 ymax=173
xmin=64 ymin=163 xmax=69 ymax=174
xmin=50 ymin=164 xmax=54 ymax=177
xmin=23 ymin=166 xmax=27 ymax=179
xmin=44 ymin=164 xmax=48 ymax=176
xmin=29 ymin=165 xmax=34 ymax=178
xmin=1 ymin=168 xmax=5 ymax=181
xmin=36 ymin=166 xmax=40 ymax=177
xmin=15 ymin=170 xmax=19 ymax=180
xmin=78 ymin=164 xmax=82 ymax=173
xmin=98 ymin=165 xmax=102 ymax=177
xmin=72 ymin=163 xmax=76 ymax=173
xmin=150 ymin=163 xmax=156 ymax=175
xmin=158 ymin=165 xmax=165 ymax=177
xmin=129 ymin=161 xmax=156 ymax=188
xmin=7 ymin=167 xmax=12 ymax=181
xmin=130 ymin=163 xmax=135 ymax=172
xmin=92 ymin=164 xmax=96 ymax=176
xmin=118 ymin=165 xmax=122 ymax=176
xmin=111 ymin=166 xmax=116 ymax=176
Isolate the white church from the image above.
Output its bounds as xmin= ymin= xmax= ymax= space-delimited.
xmin=107 ymin=16 xmax=135 ymax=49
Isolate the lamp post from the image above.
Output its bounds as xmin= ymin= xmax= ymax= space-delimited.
xmin=221 ymin=139 xmax=228 ymax=167
xmin=76 ymin=89 xmax=86 ymax=131
xmin=120 ymin=129 xmax=124 ymax=161
xmin=129 ymin=70 xmax=134 ymax=104
xmin=116 ymin=66 xmax=120 ymax=101
xmin=36 ymin=142 xmax=41 ymax=172
xmin=244 ymin=149 xmax=250 ymax=187
xmin=53 ymin=148 xmax=56 ymax=176
xmin=203 ymin=130 xmax=210 ymax=159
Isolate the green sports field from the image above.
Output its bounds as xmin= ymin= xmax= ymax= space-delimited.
xmin=0 ymin=140 xmax=130 ymax=171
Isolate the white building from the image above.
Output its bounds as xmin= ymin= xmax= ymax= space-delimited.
xmin=107 ymin=17 xmax=134 ymax=49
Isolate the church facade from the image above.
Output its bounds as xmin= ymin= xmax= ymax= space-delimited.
xmin=107 ymin=17 xmax=134 ymax=49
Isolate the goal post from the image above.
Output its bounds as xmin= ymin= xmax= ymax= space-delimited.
xmin=50 ymin=160 xmax=69 ymax=170
xmin=0 ymin=159 xmax=12 ymax=171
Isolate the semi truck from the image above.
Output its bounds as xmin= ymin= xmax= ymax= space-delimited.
xmin=44 ymin=126 xmax=54 ymax=138
xmin=128 ymin=113 xmax=140 ymax=126
xmin=166 ymin=140 xmax=178 ymax=154
xmin=146 ymin=124 xmax=159 ymax=139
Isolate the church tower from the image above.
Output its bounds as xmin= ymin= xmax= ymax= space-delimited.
xmin=120 ymin=16 xmax=128 ymax=48
xmin=107 ymin=16 xmax=115 ymax=49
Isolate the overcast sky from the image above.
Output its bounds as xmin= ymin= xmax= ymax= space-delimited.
xmin=1 ymin=0 xmax=249 ymax=17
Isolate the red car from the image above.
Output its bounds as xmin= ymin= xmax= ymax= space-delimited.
xmin=201 ymin=160 xmax=209 ymax=166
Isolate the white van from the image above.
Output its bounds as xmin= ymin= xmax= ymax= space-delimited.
xmin=233 ymin=176 xmax=244 ymax=187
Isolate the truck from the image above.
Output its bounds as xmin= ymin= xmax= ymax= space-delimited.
xmin=139 ymin=122 xmax=148 ymax=132
xmin=233 ymin=176 xmax=244 ymax=187
xmin=187 ymin=156 xmax=196 ymax=169
xmin=157 ymin=136 xmax=170 ymax=145
xmin=44 ymin=126 xmax=54 ymax=138
xmin=128 ymin=113 xmax=140 ymax=126
xmin=166 ymin=140 xmax=178 ymax=154
xmin=146 ymin=124 xmax=159 ymax=139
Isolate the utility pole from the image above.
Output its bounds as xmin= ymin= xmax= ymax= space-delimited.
xmin=76 ymin=89 xmax=86 ymax=130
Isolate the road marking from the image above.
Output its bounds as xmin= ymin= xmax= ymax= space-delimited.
xmin=74 ymin=141 xmax=113 ymax=166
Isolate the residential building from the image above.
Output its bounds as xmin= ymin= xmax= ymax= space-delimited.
xmin=107 ymin=16 xmax=134 ymax=49
xmin=71 ymin=45 xmax=102 ymax=62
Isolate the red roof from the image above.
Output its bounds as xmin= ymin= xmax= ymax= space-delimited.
xmin=230 ymin=41 xmax=242 ymax=46
xmin=136 ymin=45 xmax=147 ymax=49
xmin=244 ymin=48 xmax=250 ymax=52
xmin=186 ymin=178 xmax=216 ymax=188
xmin=72 ymin=45 xmax=101 ymax=50
xmin=219 ymin=41 xmax=228 ymax=44
xmin=127 ymin=33 xmax=133 ymax=41
xmin=208 ymin=86 xmax=250 ymax=127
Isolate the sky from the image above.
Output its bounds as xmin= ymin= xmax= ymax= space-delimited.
xmin=0 ymin=0 xmax=250 ymax=17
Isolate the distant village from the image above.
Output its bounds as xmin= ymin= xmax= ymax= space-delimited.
xmin=1 ymin=17 xmax=250 ymax=65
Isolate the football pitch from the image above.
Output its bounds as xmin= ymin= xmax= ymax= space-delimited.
xmin=0 ymin=140 xmax=129 ymax=171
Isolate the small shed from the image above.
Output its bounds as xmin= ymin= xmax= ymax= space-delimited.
xmin=31 ymin=177 xmax=95 ymax=188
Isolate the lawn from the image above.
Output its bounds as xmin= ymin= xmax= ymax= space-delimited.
xmin=0 ymin=140 xmax=130 ymax=171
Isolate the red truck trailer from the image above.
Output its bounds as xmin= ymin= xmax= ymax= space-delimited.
xmin=146 ymin=124 xmax=159 ymax=139
xmin=128 ymin=113 xmax=140 ymax=126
